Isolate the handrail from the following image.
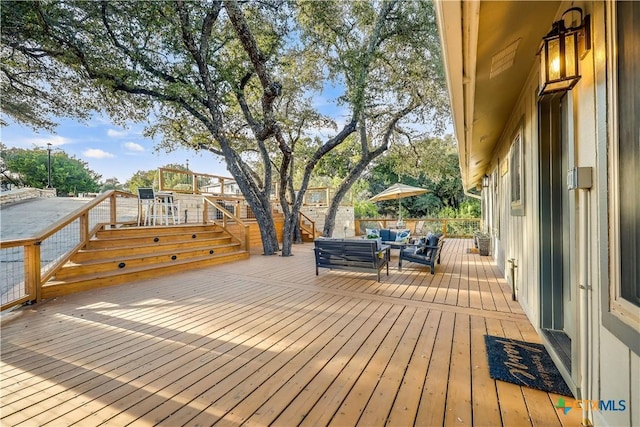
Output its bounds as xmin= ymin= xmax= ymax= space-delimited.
xmin=33 ymin=190 xmax=134 ymax=243
xmin=202 ymin=196 xmax=250 ymax=252
xmin=1 ymin=190 xmax=139 ymax=311
xmin=299 ymin=211 xmax=317 ymax=240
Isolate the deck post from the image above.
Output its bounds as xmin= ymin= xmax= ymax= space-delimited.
xmin=24 ymin=241 xmax=41 ymax=302
xmin=109 ymin=193 xmax=117 ymax=227
xmin=80 ymin=212 xmax=89 ymax=243
xmin=202 ymin=200 xmax=209 ymax=224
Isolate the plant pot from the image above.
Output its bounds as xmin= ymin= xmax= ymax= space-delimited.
xmin=477 ymin=236 xmax=490 ymax=256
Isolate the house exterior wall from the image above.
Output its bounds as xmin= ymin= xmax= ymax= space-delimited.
xmin=479 ymin=2 xmax=639 ymax=425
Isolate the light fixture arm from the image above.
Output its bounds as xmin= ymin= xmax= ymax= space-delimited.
xmin=561 ymin=7 xmax=584 ymax=31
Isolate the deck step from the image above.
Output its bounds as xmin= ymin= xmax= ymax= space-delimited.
xmin=43 ymin=250 xmax=249 ymax=299
xmin=43 ymin=224 xmax=249 ymax=299
xmin=54 ymin=242 xmax=241 ymax=279
xmin=97 ymin=223 xmax=224 ymax=237
xmin=87 ymin=230 xmax=226 ymax=249
xmin=73 ymin=237 xmax=233 ymax=262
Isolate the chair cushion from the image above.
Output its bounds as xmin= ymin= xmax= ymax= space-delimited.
xmin=428 ymin=233 xmax=440 ymax=246
xmin=365 ymin=228 xmax=380 ymax=238
xmin=379 ymin=229 xmax=392 ymax=241
xmin=395 ymin=229 xmax=411 ymax=242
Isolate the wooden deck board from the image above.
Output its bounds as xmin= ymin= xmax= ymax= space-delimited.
xmin=1 ymin=238 xmax=575 ymax=426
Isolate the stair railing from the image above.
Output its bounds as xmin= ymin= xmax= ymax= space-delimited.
xmin=299 ymin=211 xmax=317 ymax=240
xmin=0 ymin=190 xmax=139 ymax=310
xmin=202 ymin=197 xmax=250 ymax=252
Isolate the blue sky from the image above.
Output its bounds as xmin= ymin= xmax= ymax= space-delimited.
xmin=1 ymin=87 xmax=352 ymax=184
xmin=1 ymin=115 xmax=230 ymax=183
xmin=1 ymin=78 xmax=357 ymax=184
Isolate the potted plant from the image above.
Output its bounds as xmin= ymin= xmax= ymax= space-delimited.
xmin=476 ymin=232 xmax=491 ymax=256
xmin=475 ymin=232 xmax=491 ymax=256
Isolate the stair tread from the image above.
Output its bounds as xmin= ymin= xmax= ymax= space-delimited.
xmin=65 ymin=242 xmax=241 ymax=267
xmin=47 ymin=250 xmax=248 ymax=287
xmin=94 ymin=229 xmax=224 ymax=240
xmin=83 ymin=236 xmax=233 ymax=251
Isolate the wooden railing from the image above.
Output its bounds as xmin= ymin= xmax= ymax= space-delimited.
xmin=303 ymin=187 xmax=353 ymax=207
xmin=202 ymin=197 xmax=250 ymax=252
xmin=299 ymin=211 xmax=317 ymax=240
xmin=159 ymin=168 xmax=279 ymax=201
xmin=354 ymin=217 xmax=482 ymax=238
xmin=0 ymin=190 xmax=139 ymax=311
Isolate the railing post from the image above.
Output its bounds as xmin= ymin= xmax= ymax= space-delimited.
xmin=80 ymin=212 xmax=90 ymax=243
xmin=24 ymin=242 xmax=42 ymax=302
xmin=202 ymin=199 xmax=208 ymax=224
xmin=110 ymin=193 xmax=117 ymax=227
xmin=192 ymin=172 xmax=198 ymax=194
xmin=244 ymin=224 xmax=250 ymax=252
xmin=442 ymin=220 xmax=447 ymax=236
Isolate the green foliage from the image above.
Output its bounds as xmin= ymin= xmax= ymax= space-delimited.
xmin=458 ymin=199 xmax=481 ymax=218
xmin=0 ymin=0 xmax=449 ymax=255
xmin=123 ymin=163 xmax=190 ymax=194
xmin=361 ymin=135 xmax=480 ymax=219
xmin=99 ymin=177 xmax=124 ymax=193
xmin=1 ymin=146 xmax=101 ymax=196
xmin=125 ymin=170 xmax=157 ymax=194
xmin=354 ymin=200 xmax=379 ymax=219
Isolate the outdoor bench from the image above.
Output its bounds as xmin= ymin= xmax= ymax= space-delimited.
xmin=314 ymin=238 xmax=391 ymax=282
xmin=398 ymin=233 xmax=445 ymax=274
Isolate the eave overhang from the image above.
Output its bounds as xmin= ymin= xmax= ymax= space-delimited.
xmin=435 ymin=0 xmax=561 ymax=190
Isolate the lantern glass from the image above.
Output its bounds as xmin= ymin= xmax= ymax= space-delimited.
xmin=548 ymin=38 xmax=560 ymax=81
xmin=539 ymin=28 xmax=582 ymax=95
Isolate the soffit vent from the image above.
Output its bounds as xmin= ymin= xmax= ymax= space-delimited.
xmin=490 ymin=38 xmax=521 ymax=79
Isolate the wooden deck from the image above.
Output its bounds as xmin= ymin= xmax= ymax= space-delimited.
xmin=0 ymin=239 xmax=582 ymax=426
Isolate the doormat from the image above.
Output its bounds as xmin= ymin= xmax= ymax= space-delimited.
xmin=484 ymin=335 xmax=573 ymax=397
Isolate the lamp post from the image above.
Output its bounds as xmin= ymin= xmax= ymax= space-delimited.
xmin=46 ymin=143 xmax=52 ymax=189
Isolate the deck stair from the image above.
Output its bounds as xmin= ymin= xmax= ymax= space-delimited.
xmin=42 ymin=224 xmax=249 ymax=299
xmin=299 ymin=219 xmax=319 ymax=242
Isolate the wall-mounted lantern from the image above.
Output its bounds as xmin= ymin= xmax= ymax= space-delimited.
xmin=538 ymin=7 xmax=591 ymax=96
xmin=482 ymin=174 xmax=490 ymax=188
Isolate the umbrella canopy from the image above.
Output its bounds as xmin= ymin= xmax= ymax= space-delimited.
xmin=369 ymin=183 xmax=429 ymax=222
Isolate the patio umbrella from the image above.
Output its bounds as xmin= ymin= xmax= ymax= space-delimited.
xmin=369 ymin=183 xmax=429 ymax=223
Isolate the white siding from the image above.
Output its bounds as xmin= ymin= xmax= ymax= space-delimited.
xmin=482 ymin=2 xmax=639 ymax=424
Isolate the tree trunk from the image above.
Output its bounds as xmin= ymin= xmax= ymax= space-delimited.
xmin=245 ymin=195 xmax=279 ymax=255
xmin=323 ymin=180 xmax=354 ymax=238
xmin=280 ymin=209 xmax=300 ymax=256
xmin=292 ymin=213 xmax=303 ymax=244
xmin=323 ymin=149 xmax=388 ymax=237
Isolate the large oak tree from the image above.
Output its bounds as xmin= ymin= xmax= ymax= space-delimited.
xmin=1 ymin=0 xmax=447 ymax=255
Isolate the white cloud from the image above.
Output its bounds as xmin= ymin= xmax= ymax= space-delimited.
xmin=83 ymin=148 xmax=115 ymax=159
xmin=107 ymin=128 xmax=129 ymax=138
xmin=123 ymin=142 xmax=145 ymax=152
xmin=24 ymin=135 xmax=70 ymax=147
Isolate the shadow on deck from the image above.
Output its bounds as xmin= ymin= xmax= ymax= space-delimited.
xmin=0 ymin=239 xmax=581 ymax=426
